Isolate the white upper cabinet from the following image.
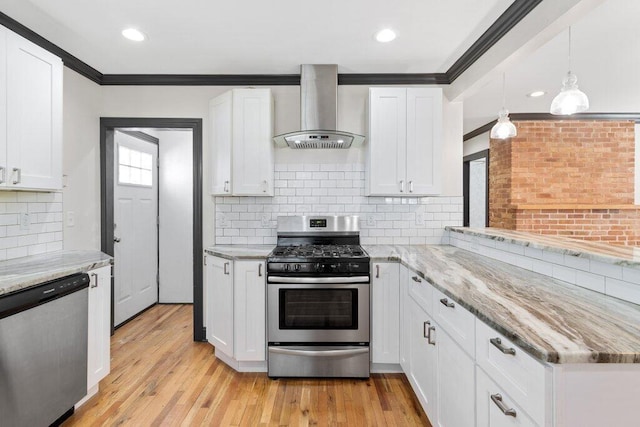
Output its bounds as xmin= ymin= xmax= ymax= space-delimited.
xmin=0 ymin=27 xmax=63 ymax=191
xmin=210 ymin=88 xmax=274 ymax=196
xmin=366 ymin=87 xmax=442 ymax=196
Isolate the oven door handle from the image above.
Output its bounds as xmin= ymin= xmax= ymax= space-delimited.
xmin=269 ymin=347 xmax=369 ymax=357
xmin=267 ymin=276 xmax=370 ymax=284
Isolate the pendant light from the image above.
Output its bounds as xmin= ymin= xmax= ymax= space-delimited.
xmin=550 ymin=26 xmax=589 ymax=115
xmin=490 ymin=73 xmax=517 ymax=139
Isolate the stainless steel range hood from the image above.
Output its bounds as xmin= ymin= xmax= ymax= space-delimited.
xmin=273 ymin=64 xmax=365 ymax=149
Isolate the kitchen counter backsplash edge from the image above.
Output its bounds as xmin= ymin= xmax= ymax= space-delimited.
xmin=364 ymin=244 xmax=640 ymax=364
xmin=0 ymin=250 xmax=112 ymax=296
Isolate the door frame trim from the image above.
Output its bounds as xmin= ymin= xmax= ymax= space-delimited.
xmin=463 ymin=149 xmax=490 ymax=227
xmin=100 ymin=118 xmax=204 ymax=341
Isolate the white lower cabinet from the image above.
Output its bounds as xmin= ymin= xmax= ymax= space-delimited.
xmin=435 ymin=327 xmax=475 ymax=427
xmin=477 ymin=368 xmax=538 ymax=427
xmin=204 ymin=254 xmax=266 ymax=371
xmin=78 ymin=264 xmax=112 ymax=407
xmin=407 ymin=294 xmax=438 ymax=421
xmin=371 ymin=262 xmax=400 ymax=364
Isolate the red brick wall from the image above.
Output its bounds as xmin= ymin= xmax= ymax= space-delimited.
xmin=515 ymin=208 xmax=640 ymax=246
xmin=489 ymin=120 xmax=638 ymax=246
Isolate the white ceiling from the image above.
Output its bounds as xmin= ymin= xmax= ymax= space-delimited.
xmin=0 ymin=0 xmax=635 ymax=135
xmin=0 ymin=0 xmax=512 ymax=74
xmin=461 ymin=0 xmax=640 ymax=133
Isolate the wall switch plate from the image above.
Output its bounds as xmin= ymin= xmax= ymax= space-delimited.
xmin=19 ymin=213 xmax=30 ymax=231
xmin=366 ymin=214 xmax=376 ymax=227
xmin=415 ymin=213 xmax=424 ymax=226
xmin=66 ymin=211 xmax=75 ymax=227
xmin=261 ymin=214 xmax=270 ymax=228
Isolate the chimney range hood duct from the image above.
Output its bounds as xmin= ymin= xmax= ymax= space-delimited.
xmin=273 ymin=64 xmax=365 ymax=149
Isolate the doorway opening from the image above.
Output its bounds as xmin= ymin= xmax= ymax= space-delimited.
xmin=463 ymin=149 xmax=489 ymax=227
xmin=100 ymin=118 xmax=204 ymax=341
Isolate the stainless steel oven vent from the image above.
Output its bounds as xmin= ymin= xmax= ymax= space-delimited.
xmin=273 ymin=64 xmax=365 ymax=149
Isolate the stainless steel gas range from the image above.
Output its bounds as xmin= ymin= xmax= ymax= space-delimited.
xmin=266 ymin=215 xmax=370 ymax=378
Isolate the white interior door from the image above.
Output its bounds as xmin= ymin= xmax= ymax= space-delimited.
xmin=113 ymin=131 xmax=158 ymax=326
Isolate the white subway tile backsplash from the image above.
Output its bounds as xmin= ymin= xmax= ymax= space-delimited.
xmin=606 ymin=278 xmax=640 ymax=305
xmin=576 ymin=271 xmax=606 ymax=293
xmin=214 ymin=163 xmax=462 ymax=245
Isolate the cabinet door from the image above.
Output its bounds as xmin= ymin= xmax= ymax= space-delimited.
xmin=234 ymin=261 xmax=266 ymax=361
xmin=87 ymin=265 xmax=112 ymax=390
xmin=399 ymin=265 xmax=410 ymax=371
xmin=231 ymin=89 xmax=274 ymax=196
xmin=6 ymin=31 xmax=62 ymax=190
xmin=436 ymin=328 xmax=475 ymax=427
xmin=477 ymin=368 xmax=538 ymax=427
xmin=206 ymin=256 xmax=234 ymax=356
xmin=406 ymin=88 xmax=442 ymax=195
xmin=210 ymin=92 xmax=233 ymax=195
xmin=371 ymin=262 xmax=400 ymax=364
xmin=408 ymin=296 xmax=438 ymax=424
xmin=367 ymin=88 xmax=406 ymax=196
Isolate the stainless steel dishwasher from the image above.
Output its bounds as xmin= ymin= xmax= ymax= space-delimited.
xmin=0 ymin=273 xmax=90 ymax=426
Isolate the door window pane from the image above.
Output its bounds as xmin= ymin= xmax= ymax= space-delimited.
xmin=118 ymin=145 xmax=153 ymax=187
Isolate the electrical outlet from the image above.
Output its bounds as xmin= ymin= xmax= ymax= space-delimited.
xmin=261 ymin=214 xmax=270 ymax=228
xmin=19 ymin=213 xmax=30 ymax=231
xmin=415 ymin=213 xmax=424 ymax=226
xmin=366 ymin=214 xmax=376 ymax=227
xmin=219 ymin=213 xmax=229 ymax=228
xmin=66 ymin=211 xmax=75 ymax=227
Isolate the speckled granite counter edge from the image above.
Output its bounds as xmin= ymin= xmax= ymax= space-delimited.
xmin=204 ymin=245 xmax=274 ymax=261
xmin=0 ymin=251 xmax=112 ymax=297
xmin=446 ymin=226 xmax=640 ymax=267
xmin=365 ymin=244 xmax=640 ymax=364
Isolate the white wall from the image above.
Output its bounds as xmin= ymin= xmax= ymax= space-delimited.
xmin=61 ymin=76 xmax=464 ymax=250
xmin=463 ymin=132 xmax=490 ymax=157
xmin=62 ymin=68 xmax=102 ymax=250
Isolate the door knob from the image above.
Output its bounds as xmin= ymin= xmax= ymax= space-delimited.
xmin=114 ymin=236 xmax=121 ymax=243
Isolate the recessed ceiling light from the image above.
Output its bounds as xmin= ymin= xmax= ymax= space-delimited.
xmin=527 ymin=91 xmax=546 ymax=98
xmin=122 ymin=28 xmax=146 ymax=42
xmin=375 ymin=29 xmax=396 ymax=43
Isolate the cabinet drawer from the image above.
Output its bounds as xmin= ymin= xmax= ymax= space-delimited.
xmin=408 ymin=272 xmax=432 ymax=314
xmin=477 ymin=367 xmax=539 ymax=427
xmin=432 ymin=288 xmax=475 ymax=356
xmin=476 ymin=320 xmax=547 ymax=426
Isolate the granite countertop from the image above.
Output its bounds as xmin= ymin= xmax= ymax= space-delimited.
xmin=0 ymin=250 xmax=112 ymax=296
xmin=365 ymin=244 xmax=640 ymax=364
xmin=204 ymin=245 xmax=275 ymax=260
xmin=447 ymin=226 xmax=640 ymax=267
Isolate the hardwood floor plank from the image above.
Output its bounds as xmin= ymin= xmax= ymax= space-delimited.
xmin=65 ymin=304 xmax=430 ymax=426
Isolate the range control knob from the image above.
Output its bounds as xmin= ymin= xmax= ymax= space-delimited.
xmin=284 ymin=264 xmax=291 ymax=272
xmin=294 ymin=264 xmax=301 ymax=272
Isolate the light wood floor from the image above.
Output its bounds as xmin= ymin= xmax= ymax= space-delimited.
xmin=66 ymin=304 xmax=431 ymax=426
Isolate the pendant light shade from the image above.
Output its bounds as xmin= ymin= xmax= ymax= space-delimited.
xmin=490 ymin=73 xmax=517 ymax=140
xmin=549 ymin=71 xmax=589 ymax=115
xmin=491 ymin=108 xmax=517 ymax=139
xmin=550 ymin=27 xmax=589 ymax=115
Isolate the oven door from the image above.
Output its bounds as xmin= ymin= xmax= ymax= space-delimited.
xmin=267 ymin=282 xmax=369 ymax=344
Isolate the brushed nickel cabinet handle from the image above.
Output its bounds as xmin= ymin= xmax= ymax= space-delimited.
xmin=224 ymin=262 xmax=229 ymax=275
xmin=258 ymin=263 xmax=263 ymax=277
xmin=0 ymin=166 xmax=5 ymax=184
xmin=224 ymin=180 xmax=230 ymax=192
xmin=440 ymin=298 xmax=455 ymax=308
xmin=423 ymin=320 xmax=431 ymax=338
xmin=490 ymin=337 xmax=516 ymax=356
xmin=12 ymin=167 xmax=21 ymax=184
xmin=412 ymin=276 xmax=422 ymax=283
xmin=376 ymin=265 xmax=380 ymax=278
xmin=399 ymin=180 xmax=405 ymax=192
xmin=428 ymin=326 xmax=436 ymax=345
xmin=491 ymin=394 xmax=517 ymax=417
xmin=113 ymin=236 xmax=121 ymax=243
xmin=90 ymin=273 xmax=98 ymax=288
xmin=409 ymin=180 xmax=414 ymax=193
xmin=263 ymin=180 xmax=268 ymax=193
